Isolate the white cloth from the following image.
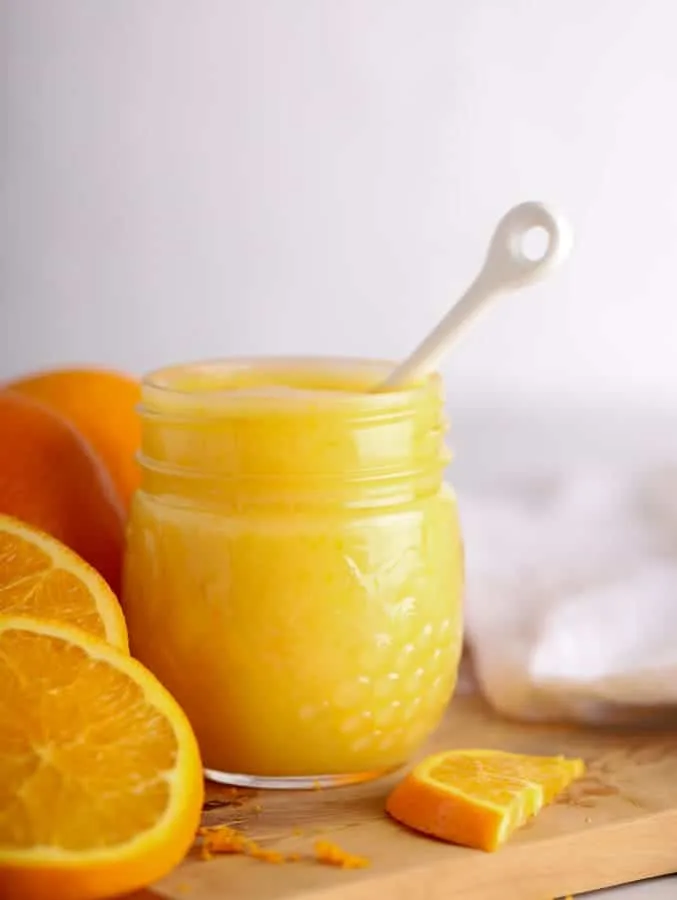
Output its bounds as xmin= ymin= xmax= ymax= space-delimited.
xmin=458 ymin=465 xmax=677 ymax=725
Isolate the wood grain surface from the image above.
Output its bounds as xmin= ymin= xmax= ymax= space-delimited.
xmin=130 ymin=695 xmax=677 ymax=900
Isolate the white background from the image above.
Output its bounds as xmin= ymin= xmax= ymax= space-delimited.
xmin=4 ymin=0 xmax=677 ymax=416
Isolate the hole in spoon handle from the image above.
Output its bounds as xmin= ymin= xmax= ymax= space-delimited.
xmin=484 ymin=201 xmax=571 ymax=291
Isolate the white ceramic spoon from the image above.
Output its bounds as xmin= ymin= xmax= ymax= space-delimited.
xmin=375 ymin=201 xmax=572 ymax=391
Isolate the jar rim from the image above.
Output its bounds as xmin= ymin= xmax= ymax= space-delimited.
xmin=141 ymin=356 xmax=442 ymax=415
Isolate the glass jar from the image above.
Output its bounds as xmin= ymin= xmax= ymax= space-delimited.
xmin=123 ymin=357 xmax=463 ymax=788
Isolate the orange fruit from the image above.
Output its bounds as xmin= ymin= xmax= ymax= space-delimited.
xmin=0 ymin=615 xmax=204 ymax=900
xmin=0 ymin=391 xmax=125 ymax=593
xmin=7 ymin=367 xmax=141 ymax=510
xmin=0 ymin=514 xmax=128 ymax=651
xmin=386 ymin=748 xmax=585 ymax=852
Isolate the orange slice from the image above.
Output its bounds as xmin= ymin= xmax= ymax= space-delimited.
xmin=386 ymin=748 xmax=585 ymax=852
xmin=0 ymin=514 xmax=128 ymax=651
xmin=0 ymin=616 xmax=204 ymax=900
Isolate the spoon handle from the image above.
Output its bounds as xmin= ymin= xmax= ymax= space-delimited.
xmin=375 ymin=201 xmax=572 ymax=391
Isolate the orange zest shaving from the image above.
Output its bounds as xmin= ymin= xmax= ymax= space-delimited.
xmin=313 ymin=840 xmax=370 ymax=869
xmin=197 ymin=825 xmax=369 ymax=869
xmin=198 ymin=826 xmax=288 ymax=864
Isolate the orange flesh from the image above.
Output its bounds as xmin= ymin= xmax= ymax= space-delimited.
xmin=0 ymin=516 xmax=128 ymax=650
xmin=0 ymin=618 xmax=203 ymax=900
xmin=0 ymin=628 xmax=176 ymax=850
xmin=386 ymin=749 xmax=586 ymax=852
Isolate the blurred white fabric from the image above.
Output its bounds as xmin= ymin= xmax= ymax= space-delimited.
xmin=458 ymin=466 xmax=677 ymax=724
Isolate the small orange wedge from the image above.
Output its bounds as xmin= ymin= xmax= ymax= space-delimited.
xmin=386 ymin=748 xmax=585 ymax=852
xmin=0 ymin=616 xmax=204 ymax=900
xmin=0 ymin=514 xmax=128 ymax=651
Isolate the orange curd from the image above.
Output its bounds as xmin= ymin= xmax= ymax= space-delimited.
xmin=122 ymin=358 xmax=463 ymax=787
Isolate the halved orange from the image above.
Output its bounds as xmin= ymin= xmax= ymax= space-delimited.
xmin=386 ymin=748 xmax=585 ymax=852
xmin=0 ymin=514 xmax=128 ymax=651
xmin=0 ymin=616 xmax=204 ymax=900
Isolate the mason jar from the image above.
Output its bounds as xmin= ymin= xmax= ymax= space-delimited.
xmin=123 ymin=357 xmax=463 ymax=788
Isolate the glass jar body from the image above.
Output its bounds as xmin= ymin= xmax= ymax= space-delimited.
xmin=123 ymin=358 xmax=464 ymax=786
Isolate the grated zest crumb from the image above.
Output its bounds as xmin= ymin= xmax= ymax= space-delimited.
xmin=314 ymin=839 xmax=370 ymax=869
xmin=197 ymin=825 xmax=370 ymax=870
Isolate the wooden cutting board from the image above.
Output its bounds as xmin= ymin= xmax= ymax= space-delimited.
xmin=137 ymin=695 xmax=677 ymax=900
